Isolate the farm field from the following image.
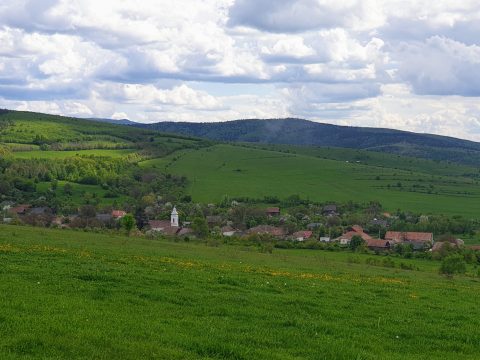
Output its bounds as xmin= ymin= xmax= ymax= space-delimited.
xmin=0 ymin=225 xmax=479 ymax=359
xmin=141 ymin=144 xmax=480 ymax=217
xmin=11 ymin=149 xmax=137 ymax=159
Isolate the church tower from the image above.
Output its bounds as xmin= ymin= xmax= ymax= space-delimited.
xmin=171 ymin=206 xmax=179 ymax=227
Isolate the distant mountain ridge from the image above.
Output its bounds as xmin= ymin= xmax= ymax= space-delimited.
xmin=134 ymin=118 xmax=480 ymax=166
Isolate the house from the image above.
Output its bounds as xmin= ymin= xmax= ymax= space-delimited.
xmin=323 ymin=204 xmax=338 ymax=216
xmin=148 ymin=219 xmax=173 ymax=232
xmin=365 ymin=239 xmax=391 ymax=251
xmin=29 ymin=207 xmax=52 ymax=216
xmin=320 ymin=237 xmax=331 ymax=242
xmin=247 ymin=225 xmax=285 ymax=237
xmin=385 ymin=231 xmax=433 ymax=250
xmin=221 ymin=225 xmax=239 ymax=237
xmin=112 ymin=210 xmax=127 ymax=219
xmin=335 ymin=225 xmax=372 ymax=245
xmin=266 ymin=207 xmax=280 ymax=217
xmin=8 ymin=204 xmax=31 ymax=216
xmin=292 ymin=230 xmax=313 ymax=241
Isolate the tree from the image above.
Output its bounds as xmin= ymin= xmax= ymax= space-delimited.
xmin=121 ymin=214 xmax=136 ymax=236
xmin=192 ymin=217 xmax=209 ymax=238
xmin=439 ymin=254 xmax=466 ymax=277
xmin=350 ymin=235 xmax=365 ymax=251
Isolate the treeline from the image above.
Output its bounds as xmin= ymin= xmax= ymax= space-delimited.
xmin=3 ymin=156 xmax=132 ymax=185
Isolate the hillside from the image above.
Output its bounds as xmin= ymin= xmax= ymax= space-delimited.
xmin=1 ymin=225 xmax=479 ymax=359
xmin=2 ymin=109 xmax=480 ymax=217
xmin=0 ymin=110 xmax=208 ymax=208
xmin=138 ymin=118 xmax=480 ymax=167
xmin=140 ymin=144 xmax=480 ymax=217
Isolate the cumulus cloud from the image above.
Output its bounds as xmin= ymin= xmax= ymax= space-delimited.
xmin=0 ymin=0 xmax=479 ymax=140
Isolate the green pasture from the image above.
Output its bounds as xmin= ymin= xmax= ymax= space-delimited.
xmin=142 ymin=145 xmax=480 ymax=217
xmin=0 ymin=225 xmax=478 ymax=359
xmin=250 ymin=143 xmax=480 ymax=179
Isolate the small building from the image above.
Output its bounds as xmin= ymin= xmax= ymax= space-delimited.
xmin=29 ymin=207 xmax=52 ymax=216
xmin=320 ymin=237 xmax=331 ymax=242
xmin=221 ymin=225 xmax=239 ymax=237
xmin=112 ymin=210 xmax=127 ymax=219
xmin=266 ymin=207 xmax=280 ymax=217
xmin=307 ymin=223 xmax=322 ymax=229
xmin=247 ymin=225 xmax=285 ymax=238
xmin=365 ymin=239 xmax=391 ymax=251
xmin=323 ymin=205 xmax=338 ymax=217
xmin=385 ymin=231 xmax=433 ymax=250
xmin=292 ymin=230 xmax=313 ymax=241
xmin=8 ymin=204 xmax=31 ymax=216
xmin=335 ymin=225 xmax=372 ymax=245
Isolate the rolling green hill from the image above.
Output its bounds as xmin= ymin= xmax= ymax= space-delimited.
xmin=0 ymin=225 xmax=479 ymax=359
xmin=2 ymin=109 xmax=480 ymax=217
xmin=141 ymin=144 xmax=480 ymax=217
xmin=138 ymin=118 xmax=480 ymax=167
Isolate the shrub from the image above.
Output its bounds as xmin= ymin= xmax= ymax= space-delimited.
xmin=439 ymin=254 xmax=466 ymax=277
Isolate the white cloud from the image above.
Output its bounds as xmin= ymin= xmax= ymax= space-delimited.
xmin=0 ymin=0 xmax=479 ymax=141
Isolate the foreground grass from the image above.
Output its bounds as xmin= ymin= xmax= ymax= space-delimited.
xmin=0 ymin=225 xmax=479 ymax=359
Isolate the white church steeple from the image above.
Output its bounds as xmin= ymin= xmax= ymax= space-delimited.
xmin=171 ymin=206 xmax=179 ymax=227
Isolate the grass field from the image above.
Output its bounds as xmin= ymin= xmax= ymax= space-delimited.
xmin=141 ymin=144 xmax=480 ymax=217
xmin=0 ymin=225 xmax=479 ymax=359
xmin=12 ymin=149 xmax=137 ymax=159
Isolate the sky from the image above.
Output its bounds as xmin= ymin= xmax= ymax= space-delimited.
xmin=1 ymin=0 xmax=480 ymax=141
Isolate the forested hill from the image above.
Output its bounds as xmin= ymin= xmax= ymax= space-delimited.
xmin=137 ymin=118 xmax=480 ymax=166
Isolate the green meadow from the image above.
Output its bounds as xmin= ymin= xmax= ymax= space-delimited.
xmin=141 ymin=144 xmax=480 ymax=217
xmin=0 ymin=225 xmax=479 ymax=359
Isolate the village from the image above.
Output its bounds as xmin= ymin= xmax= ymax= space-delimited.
xmin=2 ymin=200 xmax=477 ymax=255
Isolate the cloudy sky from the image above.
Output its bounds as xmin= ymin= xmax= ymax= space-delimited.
xmin=1 ymin=0 xmax=480 ymax=140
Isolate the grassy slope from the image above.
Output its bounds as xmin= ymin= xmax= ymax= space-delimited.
xmin=0 ymin=225 xmax=479 ymax=359
xmin=141 ymin=144 xmax=480 ymax=217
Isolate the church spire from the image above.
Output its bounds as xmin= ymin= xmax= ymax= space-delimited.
xmin=171 ymin=206 xmax=179 ymax=227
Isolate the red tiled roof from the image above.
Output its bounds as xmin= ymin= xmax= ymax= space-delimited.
xmin=351 ymin=225 xmax=364 ymax=233
xmin=293 ymin=231 xmax=313 ymax=239
xmin=339 ymin=231 xmax=372 ymax=241
xmin=248 ymin=225 xmax=284 ymax=237
xmin=366 ymin=239 xmax=391 ymax=249
xmin=9 ymin=204 xmax=31 ymax=214
xmin=149 ymin=220 xmax=171 ymax=229
xmin=385 ymin=231 xmax=433 ymax=243
xmin=266 ymin=207 xmax=280 ymax=213
xmin=112 ymin=210 xmax=127 ymax=218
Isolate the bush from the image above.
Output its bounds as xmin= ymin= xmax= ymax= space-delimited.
xmin=439 ymin=254 xmax=466 ymax=277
